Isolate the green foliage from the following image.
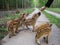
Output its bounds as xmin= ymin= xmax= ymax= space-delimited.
xmin=29 ymin=0 xmax=35 ymax=7
xmin=0 ymin=0 xmax=5 ymax=9
xmin=0 ymin=28 xmax=7 ymax=40
xmin=22 ymin=8 xmax=34 ymax=14
xmin=51 ymin=0 xmax=60 ymax=8
xmin=0 ymin=33 xmax=4 ymax=40
xmin=47 ymin=8 xmax=60 ymax=14
xmin=38 ymin=0 xmax=47 ymax=7
xmin=43 ymin=11 xmax=60 ymax=28
xmin=0 ymin=0 xmax=60 ymax=9
xmin=9 ymin=0 xmax=16 ymax=8
xmin=0 ymin=28 xmax=7 ymax=32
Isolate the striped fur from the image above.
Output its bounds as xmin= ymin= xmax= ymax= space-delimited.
xmin=7 ymin=13 xmax=27 ymax=38
xmin=34 ymin=23 xmax=52 ymax=45
xmin=22 ymin=12 xmax=41 ymax=31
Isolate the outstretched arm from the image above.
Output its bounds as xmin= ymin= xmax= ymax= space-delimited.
xmin=40 ymin=0 xmax=54 ymax=11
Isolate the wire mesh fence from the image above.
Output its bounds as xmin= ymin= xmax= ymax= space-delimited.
xmin=0 ymin=0 xmax=60 ymax=10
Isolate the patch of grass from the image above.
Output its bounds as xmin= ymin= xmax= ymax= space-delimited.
xmin=23 ymin=8 xmax=34 ymax=13
xmin=0 ymin=33 xmax=4 ymax=40
xmin=0 ymin=8 xmax=34 ymax=23
xmin=0 ymin=28 xmax=7 ymax=32
xmin=46 ymin=8 xmax=60 ymax=14
xmin=0 ymin=28 xmax=7 ymax=40
xmin=43 ymin=11 xmax=60 ymax=28
xmin=6 ymin=13 xmax=21 ymax=19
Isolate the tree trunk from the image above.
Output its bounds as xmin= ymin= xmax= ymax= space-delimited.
xmin=5 ymin=0 xmax=9 ymax=11
xmin=6 ymin=3 xmax=9 ymax=11
xmin=16 ymin=0 xmax=18 ymax=9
